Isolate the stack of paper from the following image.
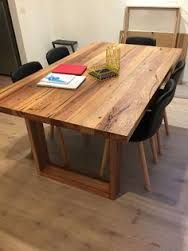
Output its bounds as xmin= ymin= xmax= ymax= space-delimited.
xmin=37 ymin=73 xmax=86 ymax=89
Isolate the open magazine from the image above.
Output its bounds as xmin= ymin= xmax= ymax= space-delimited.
xmin=37 ymin=73 xmax=86 ymax=89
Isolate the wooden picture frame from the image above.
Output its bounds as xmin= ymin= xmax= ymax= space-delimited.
xmin=122 ymin=6 xmax=181 ymax=48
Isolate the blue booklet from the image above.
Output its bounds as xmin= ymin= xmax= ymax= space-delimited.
xmin=38 ymin=73 xmax=86 ymax=89
xmin=42 ymin=73 xmax=75 ymax=85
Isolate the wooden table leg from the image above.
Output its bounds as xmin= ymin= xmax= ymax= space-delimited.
xmin=99 ymin=138 xmax=110 ymax=177
xmin=25 ymin=118 xmax=110 ymax=198
xmin=109 ymin=138 xmax=121 ymax=200
xmin=50 ymin=125 xmax=55 ymax=138
xmin=25 ymin=118 xmax=49 ymax=173
xmin=57 ymin=127 xmax=69 ymax=167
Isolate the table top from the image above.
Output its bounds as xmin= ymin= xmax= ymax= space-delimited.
xmin=0 ymin=42 xmax=181 ymax=140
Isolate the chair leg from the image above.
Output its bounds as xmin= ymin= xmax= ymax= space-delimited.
xmin=99 ymin=138 xmax=110 ymax=177
xmin=156 ymin=130 xmax=162 ymax=155
xmin=50 ymin=125 xmax=55 ymax=138
xmin=163 ymin=109 xmax=169 ymax=136
xmin=150 ymin=136 xmax=158 ymax=163
xmin=57 ymin=127 xmax=69 ymax=166
xmin=138 ymin=142 xmax=151 ymax=192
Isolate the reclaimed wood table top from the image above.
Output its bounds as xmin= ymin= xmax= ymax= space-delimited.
xmin=0 ymin=42 xmax=181 ymax=140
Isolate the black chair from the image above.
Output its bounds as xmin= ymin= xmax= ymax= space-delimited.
xmin=171 ymin=60 xmax=185 ymax=85
xmin=126 ymin=36 xmax=156 ymax=46
xmin=11 ymin=61 xmax=43 ymax=83
xmin=129 ymin=79 xmax=176 ymax=191
xmin=153 ymin=60 xmax=186 ymax=136
xmin=100 ymin=79 xmax=176 ymax=191
xmin=46 ymin=46 xmax=70 ymax=65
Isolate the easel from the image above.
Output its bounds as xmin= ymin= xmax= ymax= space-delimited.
xmin=120 ymin=6 xmax=181 ymax=48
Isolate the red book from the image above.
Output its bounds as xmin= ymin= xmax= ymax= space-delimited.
xmin=52 ymin=64 xmax=87 ymax=75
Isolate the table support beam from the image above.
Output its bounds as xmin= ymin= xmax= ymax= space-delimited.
xmin=25 ymin=118 xmax=49 ymax=173
xmin=109 ymin=138 xmax=121 ymax=200
xmin=25 ymin=118 xmax=110 ymax=199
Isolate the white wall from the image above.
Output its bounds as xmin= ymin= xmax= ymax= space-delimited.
xmin=11 ymin=0 xmax=53 ymax=66
xmin=47 ymin=0 xmax=186 ymax=46
xmin=181 ymin=0 xmax=188 ymax=81
xmin=47 ymin=0 xmax=188 ymax=81
xmin=9 ymin=0 xmax=188 ymax=80
xmin=126 ymin=0 xmax=188 ymax=81
xmin=48 ymin=0 xmax=125 ymax=46
xmin=180 ymin=0 xmax=188 ymax=32
xmin=8 ymin=0 xmax=27 ymax=63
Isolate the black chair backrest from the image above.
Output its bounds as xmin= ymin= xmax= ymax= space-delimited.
xmin=126 ymin=36 xmax=156 ymax=46
xmin=171 ymin=60 xmax=185 ymax=84
xmin=148 ymin=79 xmax=176 ymax=138
xmin=46 ymin=46 xmax=70 ymax=65
xmin=11 ymin=61 xmax=43 ymax=83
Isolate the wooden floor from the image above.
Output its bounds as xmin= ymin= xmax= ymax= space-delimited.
xmin=175 ymin=84 xmax=188 ymax=99
xmin=0 ymin=97 xmax=188 ymax=250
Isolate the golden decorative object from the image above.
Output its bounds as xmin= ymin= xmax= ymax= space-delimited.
xmin=89 ymin=44 xmax=121 ymax=80
xmin=106 ymin=44 xmax=120 ymax=73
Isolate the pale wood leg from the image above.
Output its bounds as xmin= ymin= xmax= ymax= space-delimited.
xmin=50 ymin=125 xmax=55 ymax=138
xmin=57 ymin=127 xmax=69 ymax=167
xmin=138 ymin=142 xmax=151 ymax=192
xmin=99 ymin=139 xmax=110 ymax=177
xmin=164 ymin=109 xmax=169 ymax=136
xmin=156 ymin=130 xmax=162 ymax=155
xmin=25 ymin=119 xmax=49 ymax=173
xmin=109 ymin=138 xmax=121 ymax=200
xmin=154 ymin=134 xmax=159 ymax=155
xmin=150 ymin=136 xmax=158 ymax=163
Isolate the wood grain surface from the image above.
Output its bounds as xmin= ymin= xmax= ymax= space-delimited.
xmin=0 ymin=42 xmax=182 ymax=140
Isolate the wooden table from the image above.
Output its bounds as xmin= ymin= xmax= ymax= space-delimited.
xmin=0 ymin=42 xmax=181 ymax=199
